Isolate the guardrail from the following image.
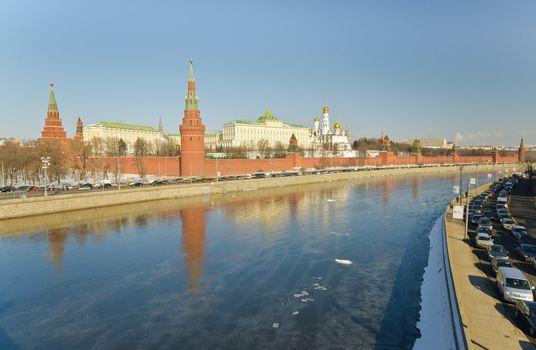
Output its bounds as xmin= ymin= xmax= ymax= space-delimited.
xmin=441 ymin=212 xmax=468 ymax=350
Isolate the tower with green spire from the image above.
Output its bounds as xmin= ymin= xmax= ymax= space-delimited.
xmin=179 ymin=59 xmax=206 ymax=176
xmin=39 ymin=83 xmax=68 ymax=143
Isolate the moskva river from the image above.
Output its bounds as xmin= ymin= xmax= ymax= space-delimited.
xmin=0 ymin=172 xmax=492 ymax=349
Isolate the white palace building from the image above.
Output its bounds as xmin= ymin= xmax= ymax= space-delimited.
xmin=222 ymin=106 xmax=352 ymax=152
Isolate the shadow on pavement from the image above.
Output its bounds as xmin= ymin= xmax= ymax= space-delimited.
xmin=468 ymin=275 xmax=499 ymax=300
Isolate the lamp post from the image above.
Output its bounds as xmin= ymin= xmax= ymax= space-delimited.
xmin=40 ymin=156 xmax=50 ymax=197
xmin=458 ymin=165 xmax=464 ymax=204
xmin=464 ymin=180 xmax=471 ymax=241
xmin=475 ymin=162 xmax=479 ymax=197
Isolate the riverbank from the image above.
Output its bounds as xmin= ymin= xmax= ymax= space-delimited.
xmin=438 ymin=181 xmax=532 ymax=349
xmin=0 ymin=164 xmax=512 ymax=220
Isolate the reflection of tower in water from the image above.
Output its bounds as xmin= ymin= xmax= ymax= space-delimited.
xmin=47 ymin=228 xmax=68 ymax=269
xmin=181 ymin=207 xmax=206 ymax=289
xmin=412 ymin=176 xmax=421 ymax=200
xmin=382 ymin=177 xmax=395 ymax=205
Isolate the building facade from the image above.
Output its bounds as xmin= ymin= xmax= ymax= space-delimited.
xmin=222 ymin=111 xmax=311 ymax=149
xmin=83 ymin=121 xmax=167 ymax=154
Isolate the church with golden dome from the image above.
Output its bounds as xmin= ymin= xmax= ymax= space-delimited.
xmin=310 ymin=106 xmax=352 ymax=151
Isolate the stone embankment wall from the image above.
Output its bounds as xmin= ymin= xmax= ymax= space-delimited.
xmin=94 ymin=152 xmax=518 ymax=177
xmin=0 ymin=164 xmax=506 ymax=220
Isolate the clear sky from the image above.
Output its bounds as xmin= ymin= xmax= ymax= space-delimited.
xmin=1 ymin=0 xmax=534 ymax=146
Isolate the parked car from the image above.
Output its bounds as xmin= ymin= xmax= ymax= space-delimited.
xmin=129 ymin=180 xmax=143 ymax=187
xmin=487 ymin=244 xmax=509 ymax=261
xmin=78 ymin=183 xmax=92 ymax=190
xmin=471 ymin=214 xmax=483 ymax=225
xmin=28 ymin=185 xmax=39 ymax=191
xmin=0 ymin=186 xmax=16 ymax=192
xmin=512 ymin=226 xmax=529 ymax=243
xmin=502 ymin=218 xmax=516 ymax=231
xmin=482 ymin=210 xmax=496 ymax=220
xmin=478 ymin=217 xmax=493 ymax=231
xmin=515 ymin=300 xmax=536 ymax=336
xmin=515 ymin=244 xmax=536 ymax=262
xmin=476 ymin=233 xmax=494 ymax=249
xmin=476 ymin=226 xmax=493 ymax=237
xmin=496 ymin=267 xmax=534 ymax=303
xmin=491 ymin=258 xmax=513 ymax=273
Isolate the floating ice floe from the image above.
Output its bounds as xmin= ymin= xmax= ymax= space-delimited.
xmin=330 ymin=232 xmax=350 ymax=237
xmin=292 ymin=311 xmax=300 ymax=316
xmin=335 ymin=259 xmax=352 ymax=265
xmin=272 ymin=322 xmax=280 ymax=329
xmin=300 ymin=297 xmax=315 ymax=303
xmin=312 ymin=283 xmax=328 ymax=291
xmin=293 ymin=290 xmax=309 ymax=298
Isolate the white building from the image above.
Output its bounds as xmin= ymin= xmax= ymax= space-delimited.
xmin=166 ymin=131 xmax=222 ymax=151
xmin=83 ymin=121 xmax=167 ymax=154
xmin=310 ymin=106 xmax=352 ymax=151
xmin=222 ymin=111 xmax=311 ymax=149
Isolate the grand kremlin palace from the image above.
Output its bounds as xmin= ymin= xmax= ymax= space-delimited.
xmin=222 ymin=112 xmax=312 ymax=149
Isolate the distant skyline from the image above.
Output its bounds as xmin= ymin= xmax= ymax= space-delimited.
xmin=1 ymin=0 xmax=534 ymax=146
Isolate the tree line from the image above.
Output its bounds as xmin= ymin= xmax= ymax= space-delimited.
xmin=0 ymin=137 xmax=181 ymax=185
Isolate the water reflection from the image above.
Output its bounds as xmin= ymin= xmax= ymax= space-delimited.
xmin=47 ymin=228 xmax=68 ymax=268
xmin=181 ymin=207 xmax=206 ymax=289
xmin=0 ymin=172 xmax=494 ymax=349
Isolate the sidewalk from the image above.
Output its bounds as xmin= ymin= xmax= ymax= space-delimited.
xmin=445 ymin=194 xmax=533 ymax=349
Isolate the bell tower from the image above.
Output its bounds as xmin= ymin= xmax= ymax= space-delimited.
xmin=179 ymin=59 xmax=205 ymax=177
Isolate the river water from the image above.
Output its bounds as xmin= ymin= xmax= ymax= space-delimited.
xmin=0 ymin=172 xmax=492 ymax=349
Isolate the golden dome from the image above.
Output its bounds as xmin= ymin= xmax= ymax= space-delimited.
xmin=323 ymin=105 xmax=329 ymax=114
xmin=314 ymin=116 xmax=319 ymax=122
xmin=334 ymin=121 xmax=340 ymax=129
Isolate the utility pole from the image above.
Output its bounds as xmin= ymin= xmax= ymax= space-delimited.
xmin=41 ymin=156 xmax=50 ymax=197
xmin=1 ymin=162 xmax=4 ymax=187
xmin=458 ymin=166 xmax=464 ymax=204
xmin=117 ymin=156 xmax=121 ymax=190
xmin=475 ymin=162 xmax=479 ymax=196
xmin=216 ymin=159 xmax=219 ymax=183
xmin=465 ymin=180 xmax=471 ymax=240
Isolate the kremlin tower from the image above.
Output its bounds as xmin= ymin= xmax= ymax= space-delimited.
xmin=519 ymin=137 xmax=526 ymax=163
xmin=74 ymin=117 xmax=84 ymax=141
xmin=179 ymin=59 xmax=205 ymax=177
xmin=39 ymin=83 xmax=68 ymax=143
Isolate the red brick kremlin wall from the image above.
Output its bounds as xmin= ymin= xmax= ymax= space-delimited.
xmin=92 ymin=152 xmax=519 ymax=177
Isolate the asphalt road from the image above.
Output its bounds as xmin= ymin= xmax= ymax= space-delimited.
xmin=468 ymin=177 xmax=536 ymax=341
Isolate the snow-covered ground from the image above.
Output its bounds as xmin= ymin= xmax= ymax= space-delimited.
xmin=414 ymin=215 xmax=465 ymax=350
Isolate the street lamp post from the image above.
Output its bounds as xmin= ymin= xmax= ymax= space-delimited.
xmin=475 ymin=162 xmax=479 ymax=197
xmin=464 ymin=180 xmax=471 ymax=240
xmin=458 ymin=166 xmax=464 ymax=204
xmin=40 ymin=156 xmax=50 ymax=197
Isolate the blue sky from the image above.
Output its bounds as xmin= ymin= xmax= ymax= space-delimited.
xmin=1 ymin=0 xmax=534 ymax=146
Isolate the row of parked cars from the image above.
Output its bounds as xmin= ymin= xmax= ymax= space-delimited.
xmin=468 ymin=174 xmax=536 ymax=336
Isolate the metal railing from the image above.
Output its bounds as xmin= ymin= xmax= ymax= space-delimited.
xmin=441 ymin=212 xmax=468 ymax=350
